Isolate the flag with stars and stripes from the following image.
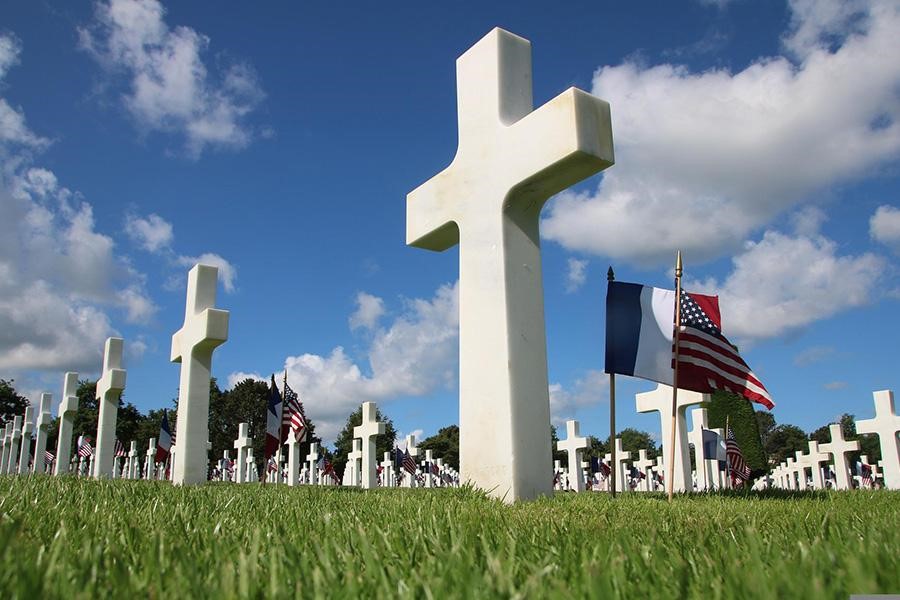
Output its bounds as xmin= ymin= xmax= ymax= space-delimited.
xmin=677 ymin=292 xmax=773 ymax=409
xmin=114 ymin=439 xmax=127 ymax=458
xmin=282 ymin=381 xmax=308 ymax=443
xmin=725 ymin=426 xmax=751 ymax=485
xmin=44 ymin=450 xmax=55 ymax=464
xmin=76 ymin=435 xmax=93 ymax=458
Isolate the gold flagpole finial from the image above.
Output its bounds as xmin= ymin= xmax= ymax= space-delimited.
xmin=675 ymin=250 xmax=683 ymax=277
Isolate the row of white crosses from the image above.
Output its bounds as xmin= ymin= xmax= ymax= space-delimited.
xmin=0 ymin=393 xmax=52 ymax=476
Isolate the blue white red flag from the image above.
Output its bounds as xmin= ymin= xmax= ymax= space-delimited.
xmin=605 ymin=281 xmax=774 ymax=409
xmin=265 ymin=375 xmax=283 ymax=458
xmin=156 ymin=411 xmax=172 ymax=462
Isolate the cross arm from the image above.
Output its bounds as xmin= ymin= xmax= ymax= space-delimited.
xmin=170 ymin=308 xmax=230 ymax=362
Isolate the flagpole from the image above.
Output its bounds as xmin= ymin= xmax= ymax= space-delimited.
xmin=608 ymin=266 xmax=617 ymax=499
xmin=667 ymin=251 xmax=683 ymax=502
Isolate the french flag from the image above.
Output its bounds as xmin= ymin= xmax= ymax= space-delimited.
xmin=156 ymin=411 xmax=172 ymax=463
xmin=605 ymin=282 xmax=676 ymax=386
xmin=264 ymin=375 xmax=283 ymax=458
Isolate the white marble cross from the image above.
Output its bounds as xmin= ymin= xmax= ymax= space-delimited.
xmin=353 ymin=402 xmax=385 ymax=489
xmin=171 ymin=264 xmax=229 ymax=486
xmin=305 ymin=442 xmax=320 ymax=486
xmin=613 ymin=438 xmax=632 ymax=493
xmin=145 ymin=438 xmax=157 ymax=481
xmin=803 ymin=441 xmax=830 ymax=489
xmin=127 ymin=441 xmax=140 ymax=479
xmin=54 ymin=372 xmax=80 ymax=476
xmin=634 ymin=450 xmax=654 ymax=492
xmin=32 ymin=393 xmax=52 ymax=475
xmin=423 ymin=449 xmax=435 ymax=489
xmin=233 ymin=422 xmax=252 ymax=484
xmin=636 ymin=384 xmax=707 ymax=493
xmin=246 ymin=447 xmax=257 ymax=482
xmin=6 ymin=416 xmax=22 ymax=474
xmin=93 ymin=337 xmax=127 ymax=479
xmin=380 ymin=452 xmax=394 ymax=487
xmin=406 ymin=28 xmax=614 ymax=503
xmin=0 ymin=423 xmax=9 ymax=476
xmin=347 ymin=438 xmax=363 ymax=487
xmin=18 ymin=406 xmax=34 ymax=475
xmin=855 ymin=390 xmax=899 ymax=489
xmin=793 ymin=450 xmax=810 ymax=490
xmin=435 ymin=458 xmax=445 ymax=486
xmin=819 ymin=423 xmax=859 ymax=490
xmin=556 ymin=420 xmax=588 ymax=492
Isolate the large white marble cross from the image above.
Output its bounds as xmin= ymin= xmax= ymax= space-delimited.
xmin=793 ymin=450 xmax=809 ymax=490
xmin=819 ymin=423 xmax=859 ymax=490
xmin=93 ymin=337 xmax=126 ymax=479
xmin=233 ymin=422 xmax=252 ymax=484
xmin=557 ymin=420 xmax=588 ymax=492
xmin=145 ymin=438 xmax=157 ymax=481
xmin=32 ymin=393 xmax=52 ymax=474
xmin=406 ymin=28 xmax=614 ymax=503
xmin=636 ymin=384 xmax=707 ymax=493
xmin=171 ymin=264 xmax=229 ymax=486
xmin=128 ymin=441 xmax=140 ymax=479
xmin=855 ymin=390 xmax=899 ymax=489
xmin=353 ymin=402 xmax=384 ymax=489
xmin=54 ymin=372 xmax=79 ymax=476
xmin=18 ymin=406 xmax=34 ymax=475
xmin=613 ymin=438 xmax=632 ymax=493
xmin=380 ymin=452 xmax=394 ymax=488
xmin=347 ymin=438 xmax=363 ymax=487
xmin=305 ymin=442 xmax=320 ymax=486
xmin=287 ymin=429 xmax=302 ymax=487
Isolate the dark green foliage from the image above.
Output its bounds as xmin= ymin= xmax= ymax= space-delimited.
xmin=0 ymin=379 xmax=30 ymax=427
xmin=332 ymin=405 xmax=396 ymax=478
xmin=755 ymin=411 xmax=776 ymax=448
xmin=705 ymin=391 xmax=768 ymax=476
xmin=609 ymin=427 xmax=658 ymax=459
xmin=419 ymin=425 xmax=459 ymax=470
xmin=0 ymin=478 xmax=897 ymax=598
xmin=766 ymin=424 xmax=808 ymax=466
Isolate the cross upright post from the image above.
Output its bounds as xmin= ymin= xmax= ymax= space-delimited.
xmin=406 ymin=28 xmax=614 ymax=502
xmin=6 ymin=416 xmax=22 ymax=474
xmin=855 ymin=390 xmax=900 ymax=489
xmin=32 ymin=393 xmax=52 ymax=475
xmin=93 ymin=337 xmax=127 ymax=479
xmin=305 ymin=442 xmax=320 ymax=486
xmin=171 ymin=264 xmax=229 ymax=486
xmin=18 ymin=406 xmax=34 ymax=475
xmin=233 ymin=422 xmax=252 ymax=484
xmin=353 ymin=402 xmax=385 ymax=489
xmin=55 ymin=372 xmax=80 ymax=475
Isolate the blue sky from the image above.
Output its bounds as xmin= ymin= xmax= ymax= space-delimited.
xmin=2 ymin=0 xmax=899 ymax=446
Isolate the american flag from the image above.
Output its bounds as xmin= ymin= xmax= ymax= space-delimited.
xmin=430 ymin=462 xmax=440 ymax=476
xmin=44 ymin=450 xmax=55 ymax=464
xmin=676 ymin=292 xmax=774 ymax=409
xmin=725 ymin=426 xmax=751 ymax=485
xmin=402 ymin=450 xmax=417 ymax=474
xmin=859 ymin=462 xmax=873 ymax=488
xmin=77 ymin=435 xmax=93 ymax=458
xmin=114 ymin=439 xmax=127 ymax=457
xmin=317 ymin=456 xmax=339 ymax=484
xmin=282 ymin=381 xmax=307 ymax=443
xmin=266 ymin=456 xmax=278 ymax=473
xmin=630 ymin=466 xmax=645 ymax=480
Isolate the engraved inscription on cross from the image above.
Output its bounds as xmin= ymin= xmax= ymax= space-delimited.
xmin=406 ymin=28 xmax=614 ymax=503
xmin=171 ymin=264 xmax=229 ymax=486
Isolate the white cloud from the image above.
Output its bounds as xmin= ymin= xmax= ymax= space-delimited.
xmin=0 ymin=34 xmax=154 ymax=372
xmin=79 ymin=0 xmax=266 ymax=157
xmin=349 ymin=292 xmax=386 ymax=330
xmin=793 ymin=345 xmax=835 ymax=367
xmin=565 ymin=258 xmax=588 ymax=293
xmin=687 ymin=229 xmax=885 ymax=340
xmin=227 ymin=371 xmax=264 ymax=389
xmin=125 ymin=212 xmax=173 ymax=252
xmin=238 ymin=281 xmax=459 ymax=444
xmin=823 ymin=380 xmax=848 ymax=390
xmin=542 ymin=0 xmax=900 ymax=266
xmin=397 ymin=429 xmax=425 ymax=449
xmin=548 ymin=369 xmax=610 ymax=426
xmin=177 ymin=252 xmax=237 ymax=293
xmin=870 ymin=205 xmax=900 ymax=250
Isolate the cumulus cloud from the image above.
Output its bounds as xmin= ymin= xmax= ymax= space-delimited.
xmin=543 ymin=0 xmax=900 ymax=265
xmin=565 ymin=258 xmax=588 ymax=293
xmin=548 ymin=370 xmax=610 ymax=426
xmin=687 ymin=228 xmax=884 ymax=340
xmin=229 ymin=282 xmax=459 ymax=444
xmin=79 ymin=0 xmax=266 ymax=157
xmin=870 ymin=205 xmax=900 ymax=250
xmin=176 ymin=252 xmax=236 ymax=293
xmin=125 ymin=212 xmax=173 ymax=252
xmin=0 ymin=33 xmax=154 ymax=372
xmin=227 ymin=371 xmax=264 ymax=389
xmin=397 ymin=429 xmax=425 ymax=449
xmin=349 ymin=292 xmax=386 ymax=330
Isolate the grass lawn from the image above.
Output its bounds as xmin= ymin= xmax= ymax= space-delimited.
xmin=0 ymin=477 xmax=897 ymax=598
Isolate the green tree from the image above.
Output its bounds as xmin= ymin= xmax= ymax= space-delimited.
xmin=755 ymin=411 xmax=777 ymax=448
xmin=550 ymin=425 xmax=565 ymax=463
xmin=608 ymin=428 xmax=658 ymax=459
xmin=705 ymin=391 xmax=768 ymax=477
xmin=765 ymin=424 xmax=808 ymax=466
xmin=419 ymin=425 xmax=459 ymax=470
xmin=72 ymin=380 xmax=99 ymax=442
xmin=332 ymin=405 xmax=396 ymax=478
xmin=810 ymin=413 xmax=880 ymax=465
xmin=0 ymin=379 xmax=30 ymax=428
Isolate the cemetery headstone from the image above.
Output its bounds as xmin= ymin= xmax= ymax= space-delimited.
xmin=819 ymin=423 xmax=859 ymax=490
xmin=54 ymin=372 xmax=79 ymax=476
xmin=31 ymin=393 xmax=52 ymax=475
xmin=855 ymin=390 xmax=899 ymax=489
xmin=93 ymin=337 xmax=127 ymax=479
xmin=557 ymin=420 xmax=588 ymax=492
xmin=18 ymin=406 xmax=34 ymax=475
xmin=7 ymin=416 xmax=23 ymax=474
xmin=353 ymin=402 xmax=385 ymax=490
xmin=405 ymin=28 xmax=614 ymax=502
xmin=233 ymin=422 xmax=252 ymax=484
xmin=171 ymin=264 xmax=229 ymax=486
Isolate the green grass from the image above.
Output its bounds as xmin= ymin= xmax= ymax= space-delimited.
xmin=0 ymin=477 xmax=897 ymax=598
